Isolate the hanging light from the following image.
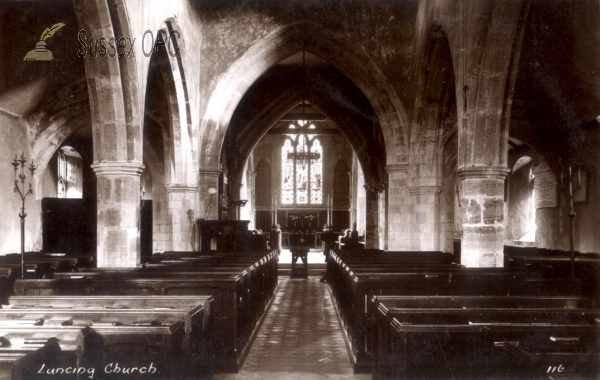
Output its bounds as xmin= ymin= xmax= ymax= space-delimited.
xmin=287 ymin=49 xmax=321 ymax=166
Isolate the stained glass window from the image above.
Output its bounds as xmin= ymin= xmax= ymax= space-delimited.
xmin=310 ymin=139 xmax=322 ymax=204
xmin=281 ymin=124 xmax=323 ymax=205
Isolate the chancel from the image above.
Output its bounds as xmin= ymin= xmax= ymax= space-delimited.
xmin=0 ymin=0 xmax=598 ymax=379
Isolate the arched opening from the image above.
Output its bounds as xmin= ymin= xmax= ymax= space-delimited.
xmin=143 ymin=23 xmax=196 ymax=253
xmin=221 ymin=47 xmax=383 ymax=248
xmin=410 ymin=21 xmax=458 ymax=252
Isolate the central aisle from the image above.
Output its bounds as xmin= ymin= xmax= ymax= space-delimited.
xmin=215 ymin=276 xmax=370 ymax=379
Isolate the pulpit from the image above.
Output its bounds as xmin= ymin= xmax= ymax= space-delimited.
xmin=197 ymin=220 xmax=250 ymax=253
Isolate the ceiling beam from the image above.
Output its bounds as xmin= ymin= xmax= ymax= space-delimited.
xmin=279 ymin=113 xmax=329 ymax=121
xmin=267 ymin=128 xmax=341 ymax=135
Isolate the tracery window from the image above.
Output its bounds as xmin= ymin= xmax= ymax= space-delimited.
xmin=281 ymin=122 xmax=322 ymax=205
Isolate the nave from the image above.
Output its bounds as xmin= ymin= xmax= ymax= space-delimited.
xmin=215 ymin=277 xmax=370 ymax=380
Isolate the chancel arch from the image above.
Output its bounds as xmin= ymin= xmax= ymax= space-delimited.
xmin=200 ymin=21 xmax=409 ymax=182
xmin=221 ymin=52 xmax=386 ymax=248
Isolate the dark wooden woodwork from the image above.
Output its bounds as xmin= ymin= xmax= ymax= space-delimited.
xmin=196 ymin=220 xmax=250 ymax=253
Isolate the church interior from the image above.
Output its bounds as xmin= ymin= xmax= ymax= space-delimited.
xmin=0 ymin=0 xmax=599 ymax=378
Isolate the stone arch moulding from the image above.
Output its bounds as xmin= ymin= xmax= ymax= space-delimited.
xmin=144 ymin=17 xmax=197 ymax=187
xmin=410 ymin=20 xmax=457 ymax=189
xmin=73 ymin=0 xmax=141 ymax=163
xmin=164 ymin=17 xmax=198 ymax=185
xmin=199 ymin=21 xmax=410 ymax=173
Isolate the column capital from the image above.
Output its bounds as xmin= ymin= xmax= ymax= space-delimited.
xmin=364 ymin=180 xmax=386 ymax=193
xmin=198 ymin=170 xmax=221 ymax=178
xmin=164 ymin=184 xmax=198 ymax=193
xmin=457 ymin=166 xmax=510 ymax=180
xmin=91 ymin=162 xmax=144 ymax=176
xmin=386 ymin=164 xmax=408 ymax=174
xmin=408 ymin=185 xmax=442 ymax=196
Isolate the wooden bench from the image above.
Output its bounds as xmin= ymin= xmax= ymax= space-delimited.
xmin=0 ymin=339 xmax=61 ymax=380
xmin=5 ymin=295 xmax=214 ymax=377
xmin=14 ymin=273 xmax=265 ymax=372
xmin=378 ymin=320 xmax=599 ymax=379
xmin=328 ymin=248 xmax=583 ymax=373
xmin=500 ymin=341 xmax=600 ymax=379
xmin=0 ymin=303 xmax=206 ymax=371
xmin=369 ymin=295 xmax=593 ymax=310
xmin=371 ymin=294 xmax=600 ymax=379
xmin=375 ymin=307 xmax=600 ymax=379
xmin=0 ymin=322 xmax=185 ymax=379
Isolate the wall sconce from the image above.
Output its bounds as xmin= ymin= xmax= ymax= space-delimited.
xmin=205 ymin=187 xmax=218 ymax=219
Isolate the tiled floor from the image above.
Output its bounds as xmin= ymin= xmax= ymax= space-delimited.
xmin=214 ymin=276 xmax=370 ymax=380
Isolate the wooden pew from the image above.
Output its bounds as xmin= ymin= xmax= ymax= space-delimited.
xmin=0 ymin=306 xmax=205 ymax=377
xmin=500 ymin=341 xmax=600 ymax=379
xmin=53 ymin=268 xmax=265 ymax=353
xmin=11 ymin=249 xmax=278 ymax=373
xmin=344 ymin=272 xmax=580 ymax=372
xmin=369 ymin=295 xmax=593 ymax=310
xmin=377 ymin=320 xmax=599 ymax=380
xmin=55 ymin=269 xmax=259 ymax=362
xmin=371 ymin=295 xmax=600 ymax=379
xmin=5 ymin=295 xmax=214 ymax=377
xmin=14 ymin=275 xmax=255 ymax=372
xmin=0 ymin=339 xmax=61 ymax=380
xmin=0 ymin=322 xmax=185 ymax=379
xmin=328 ymin=248 xmax=583 ymax=373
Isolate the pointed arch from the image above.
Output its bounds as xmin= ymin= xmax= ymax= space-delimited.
xmin=73 ymin=0 xmax=142 ymax=163
xmin=145 ymin=19 xmax=196 ymax=187
xmin=410 ymin=20 xmax=457 ymax=189
xmin=200 ymin=21 xmax=409 ymax=174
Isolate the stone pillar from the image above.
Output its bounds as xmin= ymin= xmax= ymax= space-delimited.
xmin=199 ymin=170 xmax=220 ymax=220
xmin=92 ymin=162 xmax=144 ymax=268
xmin=364 ymin=182 xmax=384 ymax=249
xmin=409 ymin=185 xmax=442 ymax=251
xmin=457 ymin=167 xmax=509 ymax=268
xmin=165 ymin=185 xmax=198 ymax=251
xmin=386 ymin=164 xmax=410 ymax=250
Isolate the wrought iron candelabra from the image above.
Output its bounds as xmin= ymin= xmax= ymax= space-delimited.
xmin=12 ymin=152 xmax=36 ymax=278
xmin=560 ymin=163 xmax=581 ymax=278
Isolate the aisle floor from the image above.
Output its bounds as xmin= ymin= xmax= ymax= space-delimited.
xmin=214 ymin=276 xmax=370 ymax=380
